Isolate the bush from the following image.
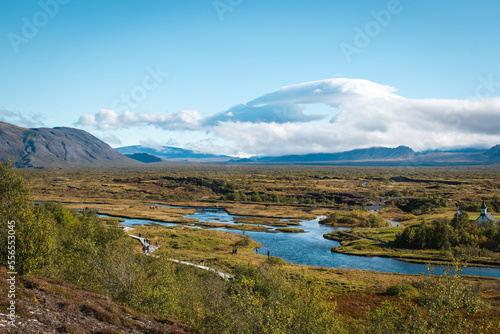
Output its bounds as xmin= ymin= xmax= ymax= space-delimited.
xmin=265 ymin=256 xmax=287 ymax=267
xmin=398 ymin=214 xmax=417 ymax=221
xmin=385 ymin=284 xmax=418 ymax=299
xmin=321 ymin=210 xmax=384 ymax=227
xmin=234 ymin=235 xmax=251 ymax=246
xmin=0 ymin=160 xmax=56 ymax=275
xmin=365 ymin=264 xmax=493 ymax=333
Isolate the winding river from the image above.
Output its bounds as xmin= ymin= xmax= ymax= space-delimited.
xmin=104 ymin=206 xmax=500 ymax=279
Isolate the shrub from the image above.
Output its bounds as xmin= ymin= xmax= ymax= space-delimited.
xmin=365 ymin=264 xmax=493 ymax=333
xmin=265 ymin=256 xmax=287 ymax=267
xmin=398 ymin=214 xmax=417 ymax=221
xmin=0 ymin=160 xmax=56 ymax=275
xmin=234 ymin=235 xmax=251 ymax=247
xmin=385 ymin=284 xmax=418 ymax=299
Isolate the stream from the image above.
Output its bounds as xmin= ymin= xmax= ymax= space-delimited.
xmin=103 ymin=206 xmax=500 ymax=278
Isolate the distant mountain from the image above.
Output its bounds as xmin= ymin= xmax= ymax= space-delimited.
xmin=116 ymin=145 xmax=232 ymax=162
xmin=485 ymin=145 xmax=500 ymax=161
xmin=2 ymin=120 xmax=498 ymax=168
xmin=233 ymin=146 xmax=416 ymax=164
xmin=230 ymin=145 xmax=500 ymax=166
xmin=0 ymin=121 xmax=138 ymax=168
xmin=125 ymin=153 xmax=162 ymax=163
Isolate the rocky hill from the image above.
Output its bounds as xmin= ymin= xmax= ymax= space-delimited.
xmin=0 ymin=121 xmax=139 ymax=168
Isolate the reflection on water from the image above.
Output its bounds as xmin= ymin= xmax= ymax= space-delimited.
xmin=103 ymin=206 xmax=500 ymax=278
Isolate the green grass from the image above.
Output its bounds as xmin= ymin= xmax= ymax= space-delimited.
xmin=129 ymin=225 xmax=264 ymax=274
xmin=349 ymin=226 xmax=401 ymax=243
xmin=275 ymin=227 xmax=305 ymax=233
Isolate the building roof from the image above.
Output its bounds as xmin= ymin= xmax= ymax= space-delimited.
xmin=475 ymin=212 xmax=498 ymax=224
xmin=475 ymin=201 xmax=498 ymax=225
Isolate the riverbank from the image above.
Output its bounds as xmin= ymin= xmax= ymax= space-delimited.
xmin=51 ymin=200 xmax=327 ymax=221
xmin=325 ymin=230 xmax=500 ymax=269
xmin=118 ymin=222 xmax=500 ymax=325
xmin=90 ymin=202 xmax=500 ymax=276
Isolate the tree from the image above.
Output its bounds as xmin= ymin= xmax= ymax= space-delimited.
xmin=0 ymin=159 xmax=55 ymax=275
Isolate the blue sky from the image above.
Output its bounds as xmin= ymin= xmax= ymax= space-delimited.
xmin=1 ymin=0 xmax=500 ymax=156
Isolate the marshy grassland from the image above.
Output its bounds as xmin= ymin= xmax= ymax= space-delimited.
xmin=22 ymin=165 xmax=500 ymax=267
xmin=4 ymin=164 xmax=500 ymax=331
xmin=123 ymin=222 xmax=500 ymax=324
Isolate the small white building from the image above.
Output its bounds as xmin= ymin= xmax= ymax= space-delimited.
xmin=475 ymin=200 xmax=498 ymax=227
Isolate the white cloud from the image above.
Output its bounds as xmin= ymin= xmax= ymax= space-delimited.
xmin=77 ymin=109 xmax=203 ymax=131
xmin=0 ymin=109 xmax=45 ymax=128
xmin=205 ymin=102 xmax=327 ymax=124
xmin=97 ymin=134 xmax=122 ymax=145
xmin=248 ymin=78 xmax=399 ymax=107
xmin=76 ymin=78 xmax=500 ymax=156
xmin=139 ymin=139 xmax=166 ymax=151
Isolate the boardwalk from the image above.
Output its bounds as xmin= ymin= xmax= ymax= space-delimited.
xmin=129 ymin=234 xmax=159 ymax=254
xmin=385 ymin=219 xmax=402 ymax=227
xmin=166 ymin=259 xmax=234 ymax=280
xmin=127 ymin=234 xmax=233 ymax=280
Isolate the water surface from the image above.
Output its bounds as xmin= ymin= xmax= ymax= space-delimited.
xmin=104 ymin=206 xmax=500 ymax=278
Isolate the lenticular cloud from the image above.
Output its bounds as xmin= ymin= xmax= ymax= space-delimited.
xmin=76 ymin=78 xmax=500 ymax=156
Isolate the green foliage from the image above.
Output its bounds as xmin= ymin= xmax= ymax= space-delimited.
xmin=385 ymin=283 xmax=418 ymax=299
xmin=234 ymin=235 xmax=251 ymax=246
xmin=398 ymin=213 xmax=417 ymax=221
xmin=417 ymin=264 xmax=488 ymax=332
xmin=393 ymin=212 xmax=499 ymax=252
xmin=460 ymin=202 xmax=482 ymax=212
xmin=3 ymin=166 xmax=497 ymax=333
xmin=365 ymin=264 xmax=493 ymax=333
xmin=0 ymin=160 xmax=56 ymax=275
xmin=364 ymin=301 xmax=426 ymax=334
xmin=265 ymin=256 xmax=287 ymax=267
xmin=321 ymin=210 xmax=384 ymax=227
xmin=48 ymin=210 xmax=128 ymax=291
xmin=394 ymin=197 xmax=448 ymax=215
xmin=385 ymin=189 xmax=402 ymax=197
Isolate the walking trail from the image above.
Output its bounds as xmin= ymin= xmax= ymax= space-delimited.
xmin=128 ymin=234 xmax=233 ymax=280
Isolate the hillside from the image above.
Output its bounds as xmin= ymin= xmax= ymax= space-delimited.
xmin=0 ymin=268 xmax=191 ymax=334
xmin=0 ymin=121 xmax=139 ymax=168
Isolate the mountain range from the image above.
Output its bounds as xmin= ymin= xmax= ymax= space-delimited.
xmin=231 ymin=145 xmax=500 ymax=166
xmin=116 ymin=145 xmax=232 ymax=162
xmin=0 ymin=121 xmax=138 ymax=168
xmin=1 ymin=121 xmax=499 ymax=168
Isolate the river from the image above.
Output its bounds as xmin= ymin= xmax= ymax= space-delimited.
xmin=103 ymin=206 xmax=500 ymax=279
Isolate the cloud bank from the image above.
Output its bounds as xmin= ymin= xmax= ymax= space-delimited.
xmin=77 ymin=78 xmax=500 ymax=156
xmin=0 ymin=109 xmax=45 ymax=128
